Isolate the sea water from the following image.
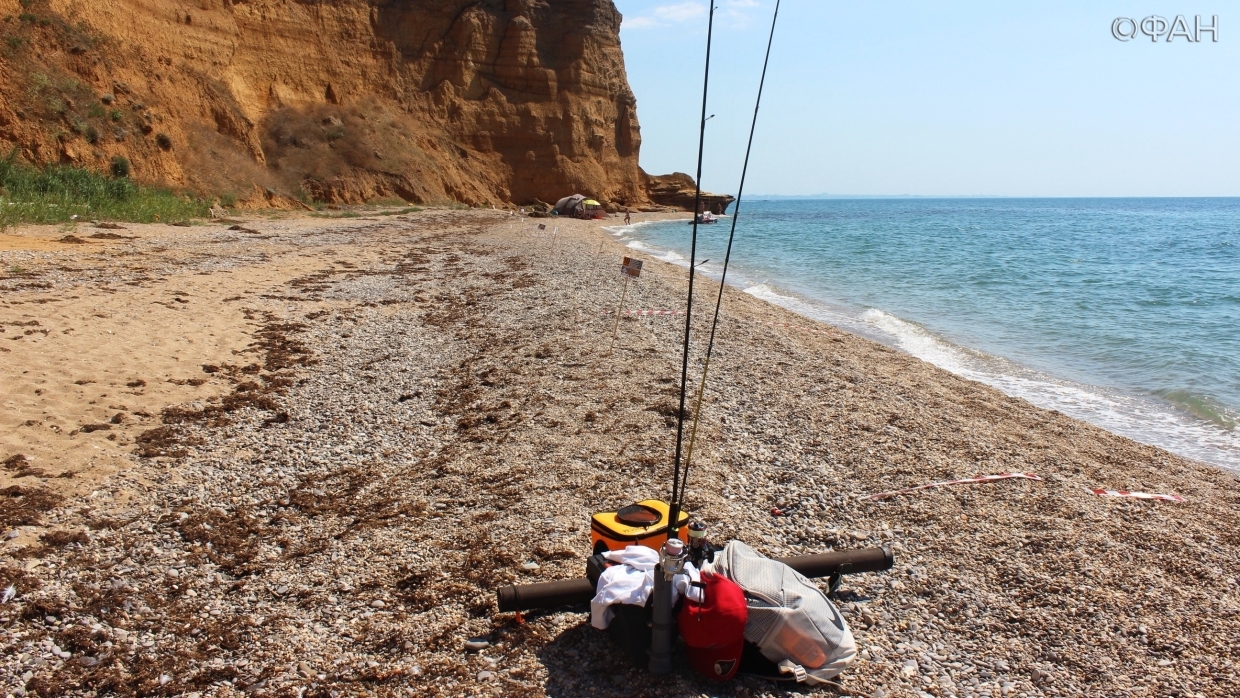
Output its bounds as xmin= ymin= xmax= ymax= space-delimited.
xmin=606 ymin=198 xmax=1240 ymax=471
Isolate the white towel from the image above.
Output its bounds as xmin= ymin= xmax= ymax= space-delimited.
xmin=590 ymin=545 xmax=702 ymax=629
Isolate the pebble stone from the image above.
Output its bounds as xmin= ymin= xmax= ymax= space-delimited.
xmin=0 ymin=211 xmax=1236 ymax=697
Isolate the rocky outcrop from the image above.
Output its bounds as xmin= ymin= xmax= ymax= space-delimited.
xmin=0 ymin=0 xmax=727 ymax=209
xmin=644 ymin=172 xmax=734 ymax=214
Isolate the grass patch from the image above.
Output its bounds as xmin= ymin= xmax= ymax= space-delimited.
xmin=308 ymin=210 xmax=362 ymax=219
xmin=0 ymin=156 xmax=208 ymax=229
xmin=377 ymin=206 xmax=421 ymax=216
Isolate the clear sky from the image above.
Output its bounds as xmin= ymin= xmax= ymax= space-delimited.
xmin=614 ymin=1 xmax=1239 ymax=197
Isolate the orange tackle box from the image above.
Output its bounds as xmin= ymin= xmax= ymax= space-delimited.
xmin=590 ymin=499 xmax=689 ymax=555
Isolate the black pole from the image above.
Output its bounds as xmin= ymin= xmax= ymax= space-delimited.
xmin=675 ymin=0 xmax=782 ymax=517
xmin=496 ymin=546 xmax=894 ymax=613
xmin=669 ymin=0 xmax=717 ymax=538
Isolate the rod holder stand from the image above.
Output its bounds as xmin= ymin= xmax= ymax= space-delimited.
xmin=648 ymin=562 xmax=674 ymax=675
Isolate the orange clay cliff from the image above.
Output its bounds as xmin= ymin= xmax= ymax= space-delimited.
xmin=0 ymin=0 xmax=733 ymax=211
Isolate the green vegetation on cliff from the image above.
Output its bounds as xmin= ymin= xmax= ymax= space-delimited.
xmin=0 ymin=157 xmax=207 ymax=229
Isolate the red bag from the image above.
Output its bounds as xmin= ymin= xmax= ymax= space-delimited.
xmin=677 ymin=572 xmax=748 ymax=680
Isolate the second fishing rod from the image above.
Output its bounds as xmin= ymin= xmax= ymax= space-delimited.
xmin=654 ymin=0 xmax=782 ymax=677
xmin=653 ymin=0 xmax=717 ymax=677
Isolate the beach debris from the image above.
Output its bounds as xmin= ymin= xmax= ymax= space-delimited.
xmin=1090 ymin=489 xmax=1184 ymax=502
xmin=2 ymin=585 xmax=15 ymax=603
xmin=464 ymin=638 xmax=490 ymax=652
xmin=861 ymin=473 xmax=1042 ymax=501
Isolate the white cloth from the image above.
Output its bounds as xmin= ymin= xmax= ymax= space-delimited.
xmin=589 ymin=546 xmax=703 ymax=629
xmin=671 ymin=559 xmax=703 ymax=608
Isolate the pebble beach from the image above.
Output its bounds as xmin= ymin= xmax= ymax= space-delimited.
xmin=2 ymin=210 xmax=1239 ymax=697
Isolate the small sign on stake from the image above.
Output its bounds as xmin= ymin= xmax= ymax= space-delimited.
xmin=537 ymin=223 xmax=547 ymax=231
xmin=621 ymin=257 xmax=643 ymax=278
xmin=609 ymin=256 xmax=643 ymax=354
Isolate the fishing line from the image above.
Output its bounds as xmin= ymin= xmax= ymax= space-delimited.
xmin=676 ymin=0 xmax=781 ymax=518
xmin=668 ymin=1 xmax=717 ymax=534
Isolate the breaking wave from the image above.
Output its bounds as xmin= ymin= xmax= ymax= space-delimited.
xmin=616 ymin=203 xmax=1240 ymax=471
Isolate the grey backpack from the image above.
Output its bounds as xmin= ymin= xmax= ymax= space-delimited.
xmin=707 ymin=541 xmax=857 ymax=684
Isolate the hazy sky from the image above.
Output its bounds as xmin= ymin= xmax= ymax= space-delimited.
xmin=614 ymin=1 xmax=1239 ymax=197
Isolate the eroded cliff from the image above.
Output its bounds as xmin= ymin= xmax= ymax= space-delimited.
xmin=0 ymin=0 xmax=726 ymax=209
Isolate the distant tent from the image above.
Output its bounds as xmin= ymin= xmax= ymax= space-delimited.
xmin=553 ymin=194 xmax=587 ymax=216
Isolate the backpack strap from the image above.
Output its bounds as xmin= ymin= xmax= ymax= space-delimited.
xmin=777 ymin=659 xmax=808 ymax=683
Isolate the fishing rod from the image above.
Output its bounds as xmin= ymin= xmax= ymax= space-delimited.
xmin=489 ymin=7 xmax=894 ymax=680
xmin=676 ymin=0 xmax=781 ymax=519
xmin=667 ymin=1 xmax=717 ymax=539
xmin=653 ymin=0 xmax=716 ymax=678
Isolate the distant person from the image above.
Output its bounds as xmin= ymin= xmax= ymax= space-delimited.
xmin=624 ymin=208 xmax=631 ymax=225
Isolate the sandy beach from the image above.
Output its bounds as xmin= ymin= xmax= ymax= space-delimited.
xmin=2 ymin=210 xmax=1238 ymax=698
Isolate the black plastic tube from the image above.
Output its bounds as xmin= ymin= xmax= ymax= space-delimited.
xmin=496 ymin=578 xmax=596 ymax=613
xmin=496 ymin=546 xmax=893 ymax=613
xmin=779 ymin=545 xmax=893 ymax=579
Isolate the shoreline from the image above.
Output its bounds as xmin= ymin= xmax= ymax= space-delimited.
xmin=608 ymin=215 xmax=1240 ymax=473
xmin=2 ymin=210 xmax=1238 ymax=697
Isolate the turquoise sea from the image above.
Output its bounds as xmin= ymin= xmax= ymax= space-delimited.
xmin=607 ymin=198 xmax=1240 ymax=471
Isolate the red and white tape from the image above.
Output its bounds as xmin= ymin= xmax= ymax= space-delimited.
xmin=861 ymin=472 xmax=1041 ymax=501
xmin=1090 ymin=489 xmax=1184 ymax=503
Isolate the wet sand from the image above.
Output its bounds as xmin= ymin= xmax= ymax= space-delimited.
xmin=2 ymin=210 xmax=1238 ymax=697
